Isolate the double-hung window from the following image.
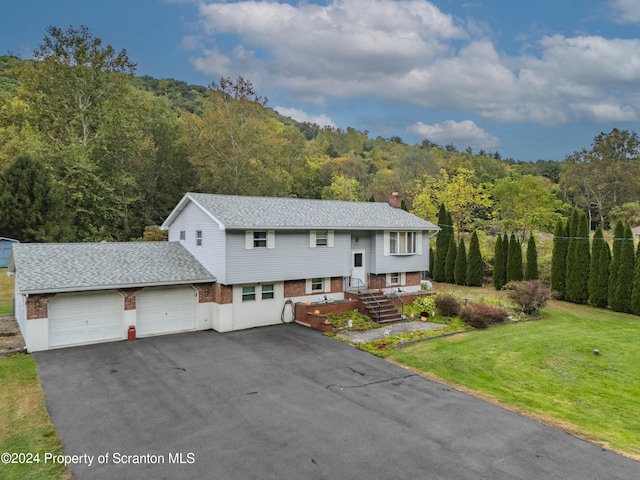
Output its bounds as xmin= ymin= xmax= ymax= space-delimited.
xmin=311 ymin=278 xmax=324 ymax=292
xmin=242 ymin=286 xmax=256 ymax=302
xmin=253 ymin=231 xmax=267 ymax=248
xmin=316 ymin=230 xmax=328 ymax=246
xmin=180 ymin=230 xmax=186 ymax=241
xmin=262 ymin=284 xmax=275 ymax=300
xmin=196 ymin=230 xmax=203 ymax=246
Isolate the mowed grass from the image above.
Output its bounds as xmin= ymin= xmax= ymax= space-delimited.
xmin=0 ymin=354 xmax=69 ymax=479
xmin=0 ymin=268 xmax=14 ymax=314
xmin=390 ymin=299 xmax=640 ymax=459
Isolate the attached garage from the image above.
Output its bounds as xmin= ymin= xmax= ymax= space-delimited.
xmin=49 ymin=291 xmax=124 ymax=348
xmin=136 ymin=286 xmax=197 ymax=337
xmin=9 ymin=242 xmax=216 ymax=352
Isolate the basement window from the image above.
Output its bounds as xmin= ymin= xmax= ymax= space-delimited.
xmin=262 ymin=284 xmax=275 ymax=300
xmin=242 ymin=286 xmax=256 ymax=302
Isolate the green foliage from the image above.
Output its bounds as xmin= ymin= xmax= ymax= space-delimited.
xmin=432 ymin=204 xmax=450 ymax=282
xmin=493 ymin=234 xmax=506 ymax=290
xmin=0 ymin=155 xmax=70 ymax=242
xmin=454 ymin=238 xmax=467 ymax=285
xmin=492 ymin=174 xmax=564 ymax=237
xmin=610 ymin=224 xmax=635 ymax=313
xmin=551 ymin=219 xmax=569 ymax=298
xmin=326 ymin=310 xmax=380 ymax=331
xmin=466 ymin=231 xmax=484 ymax=286
xmin=404 ymin=296 xmax=437 ymax=319
xmin=588 ymin=227 xmax=610 ymax=308
xmin=444 ymin=235 xmax=457 ymax=284
xmin=631 ymin=242 xmax=640 ymax=315
xmin=524 ymin=234 xmax=539 ymax=281
xmin=565 ymin=211 xmax=590 ymax=304
xmin=506 ymin=234 xmax=523 ymax=282
xmin=608 ymin=220 xmax=625 ymax=308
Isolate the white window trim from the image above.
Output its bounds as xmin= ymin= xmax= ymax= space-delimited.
xmin=386 ymin=272 xmax=406 ymax=286
xmin=196 ymin=230 xmax=203 ymax=246
xmin=310 ymin=230 xmax=334 ymax=248
xmin=242 ymin=285 xmax=256 ymax=302
xmin=246 ymin=230 xmax=275 ymax=249
xmin=305 ymin=277 xmax=331 ymax=294
xmin=384 ymin=230 xmax=420 ymax=255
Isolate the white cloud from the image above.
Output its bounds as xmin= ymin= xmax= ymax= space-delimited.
xmin=185 ymin=0 xmax=640 ymax=127
xmin=407 ymin=120 xmax=500 ymax=150
xmin=611 ymin=0 xmax=640 ymax=23
xmin=273 ymin=106 xmax=336 ymax=127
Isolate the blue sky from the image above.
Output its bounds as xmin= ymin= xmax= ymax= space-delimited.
xmin=2 ymin=0 xmax=640 ymax=161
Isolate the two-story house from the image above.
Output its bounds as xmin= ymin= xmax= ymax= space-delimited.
xmin=161 ymin=192 xmax=439 ymax=332
xmin=10 ymin=192 xmax=438 ymax=351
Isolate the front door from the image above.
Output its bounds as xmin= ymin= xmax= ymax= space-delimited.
xmin=351 ymin=250 xmax=366 ymax=288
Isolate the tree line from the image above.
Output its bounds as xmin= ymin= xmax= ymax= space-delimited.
xmin=1 ymin=26 xmax=640 ymax=244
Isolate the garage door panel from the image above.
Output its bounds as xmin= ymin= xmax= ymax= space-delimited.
xmin=49 ymin=291 xmax=123 ymax=348
xmin=136 ymin=286 xmax=196 ymax=337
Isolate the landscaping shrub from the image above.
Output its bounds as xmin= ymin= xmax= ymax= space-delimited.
xmin=460 ymin=302 xmax=509 ymax=329
xmin=435 ymin=294 xmax=461 ymax=317
xmin=503 ymin=280 xmax=554 ymax=314
xmin=405 ymin=296 xmax=437 ymax=319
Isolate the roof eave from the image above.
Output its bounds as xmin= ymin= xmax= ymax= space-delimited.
xmin=16 ymin=278 xmax=217 ymax=296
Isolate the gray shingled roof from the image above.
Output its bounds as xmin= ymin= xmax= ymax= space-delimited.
xmin=176 ymin=193 xmax=439 ymax=231
xmin=11 ymin=242 xmax=216 ymax=294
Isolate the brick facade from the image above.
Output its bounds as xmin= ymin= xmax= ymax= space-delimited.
xmin=119 ymin=288 xmax=142 ymax=310
xmin=195 ymin=283 xmax=216 ymax=303
xmin=26 ymin=294 xmax=55 ymax=320
xmin=213 ymin=283 xmax=233 ymax=304
xmin=405 ymin=272 xmax=421 ymax=286
xmin=284 ymin=279 xmax=306 ymax=297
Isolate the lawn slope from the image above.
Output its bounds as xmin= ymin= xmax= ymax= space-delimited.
xmin=390 ymin=300 xmax=640 ymax=459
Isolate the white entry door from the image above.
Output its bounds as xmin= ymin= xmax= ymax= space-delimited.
xmin=351 ymin=250 xmax=366 ymax=288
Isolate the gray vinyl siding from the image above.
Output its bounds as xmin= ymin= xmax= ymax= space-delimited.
xmin=166 ymin=201 xmax=225 ymax=280
xmin=371 ymin=231 xmax=430 ymax=274
xmin=225 ymin=230 xmax=351 ymax=284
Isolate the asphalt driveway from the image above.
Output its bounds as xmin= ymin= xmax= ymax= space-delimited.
xmin=35 ymin=324 xmax=640 ymax=480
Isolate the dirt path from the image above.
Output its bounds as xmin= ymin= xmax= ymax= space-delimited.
xmin=0 ymin=315 xmax=25 ymax=352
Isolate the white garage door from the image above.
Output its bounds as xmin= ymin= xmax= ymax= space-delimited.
xmin=136 ymin=286 xmax=197 ymax=337
xmin=49 ymin=291 xmax=124 ymax=348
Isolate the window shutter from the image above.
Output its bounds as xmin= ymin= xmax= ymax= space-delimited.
xmin=309 ymin=230 xmax=316 ymax=248
xmin=327 ymin=230 xmax=334 ymax=247
xmin=267 ymin=230 xmax=275 ymax=249
xmin=383 ymin=231 xmax=390 ymax=256
xmin=305 ymin=278 xmax=312 ymax=294
xmin=401 ymin=272 xmax=406 ymax=285
xmin=417 ymin=231 xmax=423 ymax=254
xmin=324 ymin=277 xmax=331 ymax=293
xmin=245 ymin=231 xmax=253 ymax=249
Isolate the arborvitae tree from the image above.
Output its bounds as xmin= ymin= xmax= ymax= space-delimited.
xmin=631 ymin=242 xmax=640 ymax=315
xmin=566 ymin=211 xmax=590 ymax=304
xmin=506 ymin=234 xmax=523 ymax=282
xmin=493 ymin=235 xmax=505 ymax=290
xmin=454 ymin=238 xmax=467 ymax=285
xmin=588 ymin=227 xmax=609 ymax=308
xmin=610 ymin=224 xmax=635 ymax=313
xmin=467 ymin=231 xmax=484 ymax=287
xmin=433 ymin=203 xmax=450 ymax=282
xmin=444 ymin=234 xmax=457 ymax=284
xmin=428 ymin=246 xmax=435 ymax=277
xmin=564 ymin=209 xmax=579 ymax=300
xmin=524 ymin=234 xmax=539 ymax=281
xmin=608 ymin=220 xmax=625 ymax=307
xmin=551 ymin=219 xmax=569 ymax=298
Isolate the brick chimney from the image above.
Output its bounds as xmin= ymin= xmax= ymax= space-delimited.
xmin=389 ymin=192 xmax=402 ymax=208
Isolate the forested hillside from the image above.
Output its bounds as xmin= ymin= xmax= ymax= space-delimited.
xmin=1 ymin=26 xmax=640 ymax=244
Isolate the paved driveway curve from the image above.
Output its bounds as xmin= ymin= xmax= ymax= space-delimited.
xmin=35 ymin=324 xmax=640 ymax=480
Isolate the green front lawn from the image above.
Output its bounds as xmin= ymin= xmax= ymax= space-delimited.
xmin=389 ymin=300 xmax=640 ymax=459
xmin=0 ymin=355 xmax=69 ymax=479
